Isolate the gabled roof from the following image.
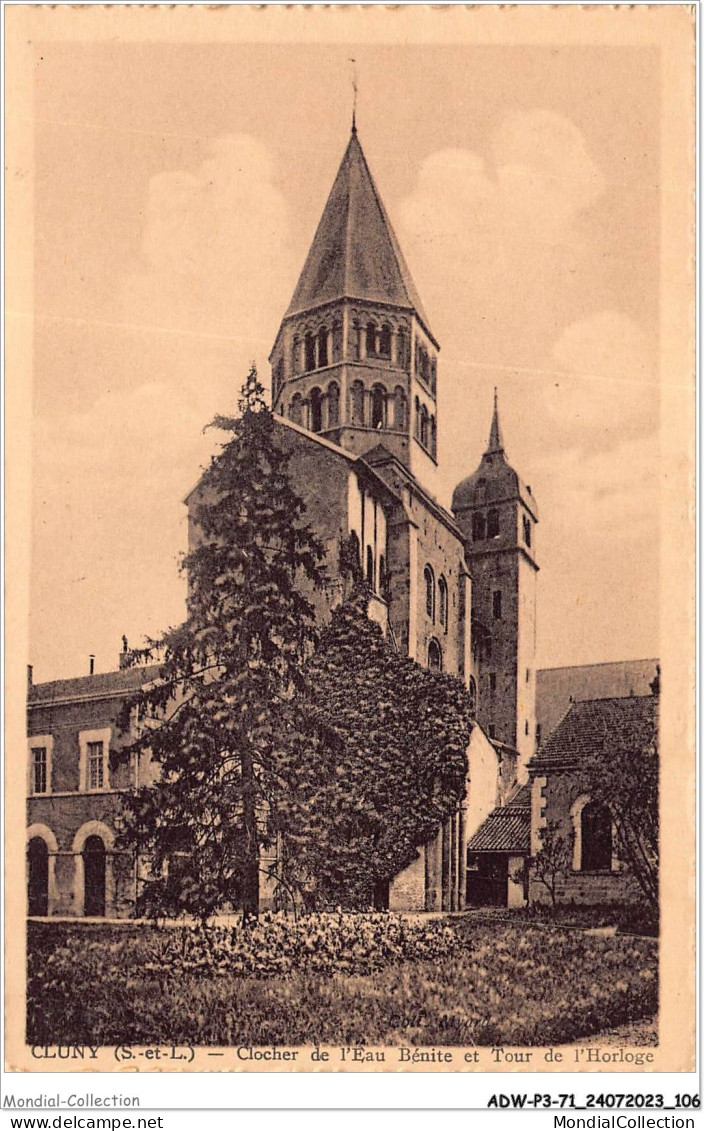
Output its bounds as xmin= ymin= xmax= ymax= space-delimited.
xmin=284 ymin=129 xmax=435 ymax=343
xmin=532 ymin=694 xmax=657 ymax=771
xmin=467 ymin=785 xmax=531 ymax=854
xmin=536 ymin=658 xmax=659 ymax=743
xmin=28 ymin=664 xmax=162 ymax=707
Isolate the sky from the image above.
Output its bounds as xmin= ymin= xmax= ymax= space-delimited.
xmin=28 ymin=38 xmax=662 ymax=681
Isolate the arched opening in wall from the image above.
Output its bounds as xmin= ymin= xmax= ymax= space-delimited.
xmin=414 ymin=396 xmax=420 ymax=438
xmin=304 ymin=333 xmax=316 ymax=372
xmin=351 ymin=380 xmax=365 ymax=426
xmin=332 ymin=320 xmax=343 ymax=362
xmin=428 ymin=638 xmax=443 ymax=672
xmin=366 ymin=322 xmax=377 ymax=358
xmin=487 ymin=509 xmax=500 ymax=538
xmin=397 ymin=328 xmax=409 ymax=370
xmin=438 ymin=576 xmax=448 ymax=633
xmin=472 ymin=512 xmax=485 ymax=541
xmin=351 ymin=320 xmax=362 ymax=360
xmin=393 ymin=386 xmax=407 ymax=430
xmin=523 ymin=515 xmax=532 ymax=547
xmin=580 ymin=803 xmax=613 ymax=872
xmin=317 ymin=327 xmax=329 ymax=368
xmin=83 ymin=835 xmax=106 ymax=917
xmin=290 ymin=394 xmax=303 ymax=426
xmin=371 ymin=384 xmax=387 ymax=429
xmin=379 ymin=553 xmax=388 ymax=598
xmin=430 ymin=358 xmax=437 ymax=394
xmin=27 ymin=837 xmax=48 ymax=916
xmin=468 ymin=676 xmax=477 ymax=716
xmin=424 ymin=565 xmax=435 ymax=621
xmin=273 ymin=359 xmax=284 ymax=399
xmin=327 ymin=381 xmax=340 ymax=427
xmin=366 ymin=545 xmax=375 ymax=589
xmin=420 ymin=405 xmax=429 ymax=449
xmin=292 ymin=336 xmax=301 ymax=375
xmin=379 ymin=324 xmax=392 ymax=359
xmin=430 ymin=415 xmax=437 ymax=458
xmin=310 ymin=387 xmax=323 ymax=433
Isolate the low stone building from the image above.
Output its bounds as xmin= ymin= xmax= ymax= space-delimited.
xmin=528 ymin=693 xmax=657 ymax=906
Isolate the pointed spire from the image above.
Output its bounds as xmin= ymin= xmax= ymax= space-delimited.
xmin=487 ymin=388 xmax=504 ymax=454
xmin=283 ymin=129 xmax=435 ymax=342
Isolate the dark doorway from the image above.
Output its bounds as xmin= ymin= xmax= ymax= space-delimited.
xmin=27 ymin=838 xmax=49 ymax=916
xmin=465 ymin=853 xmax=508 ymax=907
xmin=83 ymin=835 xmax=106 ymax=917
xmin=373 ymin=879 xmax=389 ymax=911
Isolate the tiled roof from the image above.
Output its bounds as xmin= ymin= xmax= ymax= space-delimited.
xmin=467 ymin=807 xmax=531 ymax=854
xmin=28 ymin=664 xmax=162 ymax=705
xmin=284 ymin=130 xmax=435 ymax=342
xmin=466 ymin=783 xmax=531 ymax=854
xmin=536 ymin=658 xmax=659 ymax=742
xmin=532 ymin=694 xmax=657 ymax=770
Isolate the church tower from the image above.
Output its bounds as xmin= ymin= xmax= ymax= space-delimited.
xmin=452 ymin=393 xmax=539 ymax=777
xmin=269 ymin=127 xmax=440 ymax=494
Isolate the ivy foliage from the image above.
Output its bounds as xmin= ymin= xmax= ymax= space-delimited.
xmin=272 ymin=587 xmax=473 ymax=909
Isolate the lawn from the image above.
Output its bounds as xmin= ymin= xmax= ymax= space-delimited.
xmin=27 ymin=915 xmax=658 ymax=1048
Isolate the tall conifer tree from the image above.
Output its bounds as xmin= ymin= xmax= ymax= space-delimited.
xmin=117 ymin=366 xmax=325 ymax=921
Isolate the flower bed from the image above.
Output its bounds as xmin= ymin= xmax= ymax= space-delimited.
xmin=144 ymin=912 xmax=462 ymax=979
xmin=27 ymin=917 xmax=658 ymax=1047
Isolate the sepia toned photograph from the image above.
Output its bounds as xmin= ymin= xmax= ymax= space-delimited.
xmin=4 ymin=4 xmax=695 ymax=1075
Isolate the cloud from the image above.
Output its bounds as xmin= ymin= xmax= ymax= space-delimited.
xmin=542 ymin=310 xmax=658 ymax=446
xmin=121 ymin=134 xmax=295 ymax=346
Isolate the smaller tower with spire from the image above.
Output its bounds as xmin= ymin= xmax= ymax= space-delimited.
xmin=452 ymin=393 xmax=539 ymax=776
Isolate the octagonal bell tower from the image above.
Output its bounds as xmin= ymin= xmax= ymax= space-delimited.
xmin=270 ymin=126 xmax=440 ymax=494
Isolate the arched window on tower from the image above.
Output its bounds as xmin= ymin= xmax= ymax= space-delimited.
xmin=309 ymin=387 xmax=323 ymax=433
xmin=580 ymin=802 xmax=613 ymax=872
xmin=379 ymin=324 xmax=392 ymax=359
xmin=438 ymin=575 xmax=448 ymax=633
xmin=332 ymin=320 xmax=343 ymax=362
xmin=428 ymin=638 xmax=443 ymax=672
xmin=317 ymin=327 xmax=329 ymax=368
xmin=393 ymin=386 xmax=407 ymax=430
xmin=430 ymin=415 xmax=437 ymax=459
xmin=472 ymin=512 xmax=486 ymax=541
xmin=414 ymin=397 xmax=421 ymax=439
xmin=523 ymin=515 xmax=532 ymax=547
xmin=424 ymin=565 xmax=435 ymax=621
xmin=273 ymin=359 xmax=284 ymax=399
xmin=487 ymin=509 xmax=500 ymax=538
xmin=397 ymin=327 xmax=409 ymax=370
xmin=327 ymin=381 xmax=340 ymax=428
xmin=289 ymin=394 xmax=303 ymax=426
xmin=292 ymin=336 xmax=301 ymax=375
xmin=366 ymin=322 xmax=377 ymax=358
xmin=371 ymin=384 xmax=387 ymax=429
xmin=304 ymin=333 xmax=316 ymax=372
xmin=420 ymin=405 xmax=429 ymax=449
xmin=351 ymin=380 xmax=365 ymax=426
xmin=430 ymin=358 xmax=437 ymax=394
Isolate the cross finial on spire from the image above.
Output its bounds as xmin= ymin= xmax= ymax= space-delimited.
xmin=487 ymin=387 xmax=504 ymax=454
xmin=349 ymin=57 xmax=358 ymax=132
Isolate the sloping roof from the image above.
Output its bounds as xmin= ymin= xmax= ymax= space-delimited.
xmin=532 ymin=694 xmax=657 ymax=771
xmin=466 ymin=784 xmax=531 ymax=854
xmin=28 ymin=663 xmax=162 ymax=706
xmin=536 ymin=658 xmax=659 ymax=743
xmin=284 ymin=130 xmax=435 ymax=343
